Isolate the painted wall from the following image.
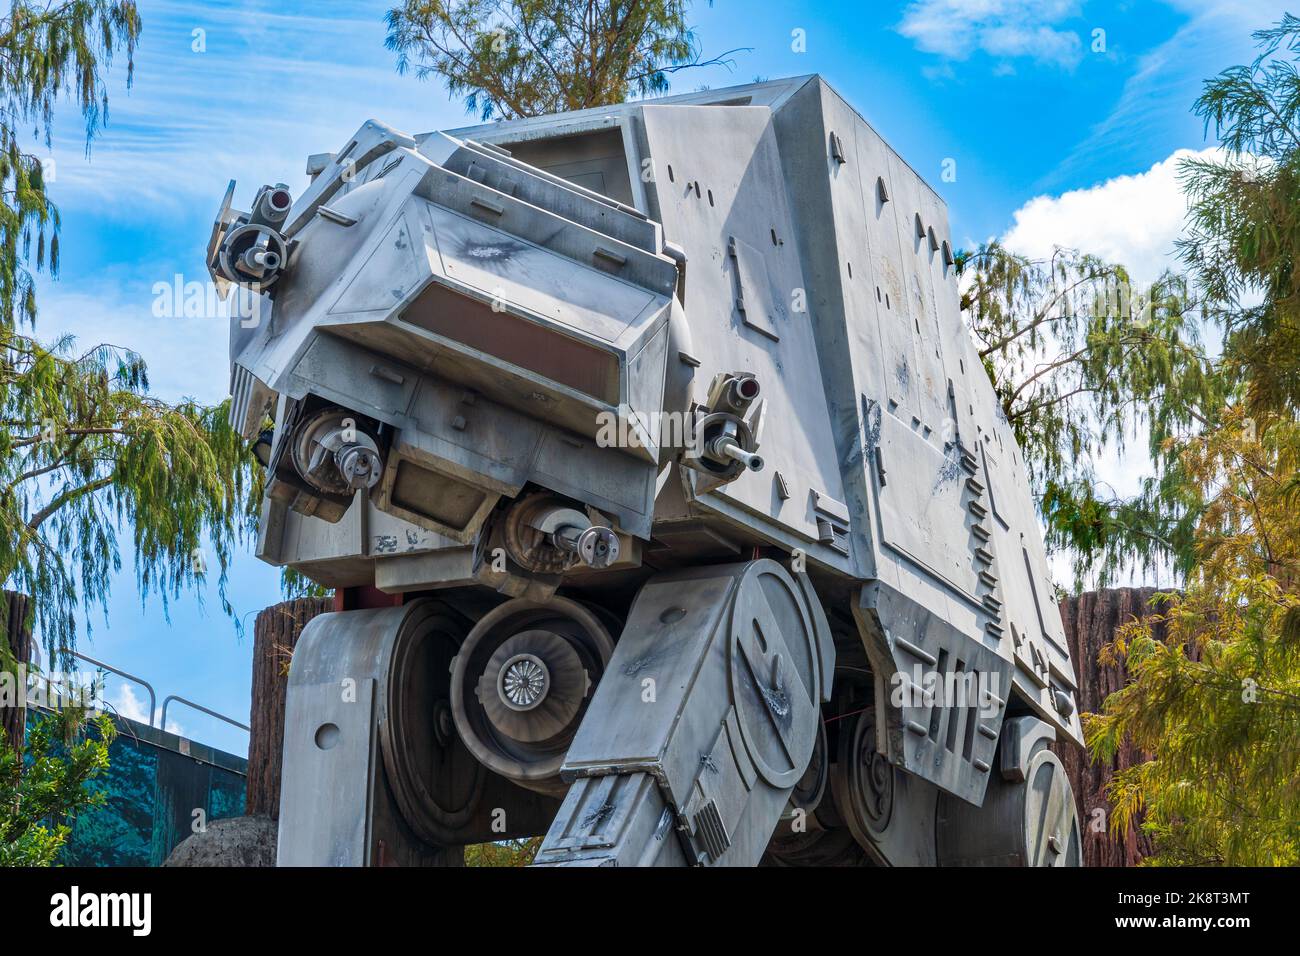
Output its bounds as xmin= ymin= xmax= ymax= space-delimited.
xmin=29 ymin=711 xmax=248 ymax=867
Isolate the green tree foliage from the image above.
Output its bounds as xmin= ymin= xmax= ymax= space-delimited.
xmin=0 ymin=334 xmax=260 ymax=657
xmin=0 ymin=1 xmax=141 ymax=870
xmin=0 ymin=0 xmax=260 ymax=659
xmin=1 ymin=1 xmax=140 ymax=327
xmin=1179 ymin=14 xmax=1300 ymax=417
xmin=464 ymin=836 xmax=540 ymax=865
xmin=1088 ymin=412 xmax=1300 ymax=865
xmin=957 ymin=244 xmax=1222 ymax=586
xmin=0 ymin=706 xmax=115 ymax=867
xmin=0 ymin=2 xmax=261 ymax=865
xmin=385 ymin=0 xmax=739 ymax=119
xmin=1088 ymin=16 xmax=1300 ymax=865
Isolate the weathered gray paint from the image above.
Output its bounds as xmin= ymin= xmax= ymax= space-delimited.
xmin=223 ymin=75 xmax=1081 ymax=867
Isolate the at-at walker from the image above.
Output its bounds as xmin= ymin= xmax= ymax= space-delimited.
xmin=210 ymin=76 xmax=1083 ymax=866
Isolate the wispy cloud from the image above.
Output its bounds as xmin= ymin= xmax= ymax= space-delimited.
xmin=40 ymin=0 xmax=470 ymax=213
xmin=34 ymin=265 xmax=232 ymax=405
xmin=28 ymin=0 xmax=479 ymax=408
xmin=898 ymin=0 xmax=1086 ymax=70
xmin=109 ymin=683 xmax=152 ymax=724
xmin=1041 ymin=0 xmax=1292 ymax=188
xmin=108 ymin=683 xmax=185 ymax=735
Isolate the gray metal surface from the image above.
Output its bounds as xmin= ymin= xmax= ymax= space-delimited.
xmin=537 ymin=560 xmax=832 ymax=866
xmin=277 ymin=601 xmax=556 ymax=865
xmin=221 ymin=75 xmax=1082 ymax=867
xmin=937 ymin=716 xmax=1082 ymax=866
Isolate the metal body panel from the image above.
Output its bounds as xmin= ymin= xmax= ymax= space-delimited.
xmin=540 ymin=561 xmax=833 ymax=866
xmin=763 ymin=79 xmax=1083 ymax=758
xmin=226 ymin=75 xmax=1084 ymax=866
xmin=278 ymin=602 xmax=558 ymax=865
xmin=638 ymin=104 xmax=854 ymax=569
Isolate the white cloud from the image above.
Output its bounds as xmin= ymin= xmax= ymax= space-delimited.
xmin=1000 ymin=147 xmax=1221 ymax=285
xmin=898 ymin=0 xmax=1084 ymax=69
xmin=999 ymin=148 xmax=1231 ymax=591
xmin=107 ymin=683 xmax=186 ymax=735
xmin=109 ymin=683 xmax=148 ymax=723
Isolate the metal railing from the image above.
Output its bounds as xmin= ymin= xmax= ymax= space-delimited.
xmin=160 ymin=695 xmax=250 ymax=735
xmin=62 ymin=650 xmax=157 ymax=728
xmin=56 ymin=649 xmax=249 ymax=743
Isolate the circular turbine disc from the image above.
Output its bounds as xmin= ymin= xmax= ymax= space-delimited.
xmin=450 ymin=596 xmax=615 ymax=794
xmin=479 ymin=630 xmax=587 ymax=744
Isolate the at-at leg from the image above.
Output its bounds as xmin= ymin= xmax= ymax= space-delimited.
xmin=277 ymin=600 xmax=558 ymax=865
xmin=533 ymin=559 xmax=834 ymax=866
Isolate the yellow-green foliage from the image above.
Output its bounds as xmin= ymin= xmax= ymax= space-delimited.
xmin=1087 ymin=413 xmax=1300 ymax=865
xmin=0 ymin=2 xmax=140 ymax=327
xmin=1084 ymin=16 xmax=1300 ymax=866
xmin=0 ymin=0 xmax=254 ymax=869
xmin=0 ymin=2 xmax=260 ymax=660
xmin=464 ymin=837 xmax=541 ymax=866
xmin=0 ymin=330 xmax=263 ymax=658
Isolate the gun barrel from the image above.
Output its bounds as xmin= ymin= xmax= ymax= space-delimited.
xmin=715 ymin=437 xmax=764 ymax=472
xmin=249 ymin=185 xmax=292 ymax=228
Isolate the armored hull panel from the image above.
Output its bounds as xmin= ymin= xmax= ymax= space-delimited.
xmin=229 ymin=76 xmax=1082 ymax=820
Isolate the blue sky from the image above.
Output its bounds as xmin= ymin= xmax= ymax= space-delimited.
xmin=25 ymin=0 xmax=1290 ymax=754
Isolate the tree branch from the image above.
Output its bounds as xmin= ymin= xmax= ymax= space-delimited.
xmin=26 ymin=475 xmax=112 ymax=531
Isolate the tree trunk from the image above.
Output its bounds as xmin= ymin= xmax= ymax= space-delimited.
xmin=1053 ymin=587 xmax=1174 ymax=868
xmin=246 ymin=597 xmax=332 ymax=819
xmin=0 ymin=592 xmax=32 ymax=752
